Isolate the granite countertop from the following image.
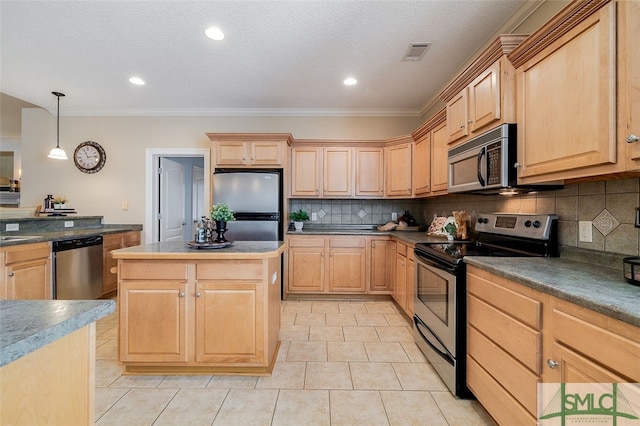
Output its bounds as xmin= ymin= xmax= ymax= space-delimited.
xmin=0 ymin=299 xmax=115 ymax=367
xmin=0 ymin=224 xmax=143 ymax=247
xmin=287 ymin=225 xmax=449 ymax=245
xmin=112 ymin=240 xmax=287 ymax=260
xmin=464 ymin=256 xmax=640 ymax=327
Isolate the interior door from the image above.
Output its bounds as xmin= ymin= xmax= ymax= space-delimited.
xmin=160 ymin=157 xmax=185 ymax=242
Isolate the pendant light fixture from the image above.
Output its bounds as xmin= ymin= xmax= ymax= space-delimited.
xmin=48 ymin=91 xmax=67 ymax=160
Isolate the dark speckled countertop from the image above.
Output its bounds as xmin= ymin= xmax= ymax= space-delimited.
xmin=464 ymin=256 xmax=640 ymax=327
xmin=0 ymin=299 xmax=115 ymax=367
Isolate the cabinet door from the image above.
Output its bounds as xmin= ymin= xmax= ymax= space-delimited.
xmin=406 ymin=257 xmax=414 ymax=318
xmin=195 ymin=281 xmax=262 ymax=363
xmin=430 ymin=121 xmax=449 ymax=194
xmin=370 ymin=239 xmax=393 ymax=293
xmin=412 ymin=135 xmax=431 ymax=195
xmin=446 ymin=89 xmax=468 ymax=143
xmin=291 ymin=147 xmax=322 ymax=197
xmin=620 ymin=0 xmax=640 ymax=170
xmin=355 ymin=147 xmax=384 ymax=198
xmin=6 ymin=258 xmax=51 ymax=300
xmin=468 ymin=61 xmax=500 ymax=133
xmin=288 ymin=246 xmax=325 ymax=292
xmin=251 ymin=141 xmax=283 ymax=166
xmin=549 ymin=342 xmax=629 ymax=384
xmin=516 ymin=3 xmax=617 ymax=182
xmin=323 ymin=147 xmax=352 ymax=197
xmin=215 ymin=141 xmax=247 ymax=166
xmin=119 ymin=281 xmax=188 ymax=362
xmin=385 ymin=143 xmax=412 ymax=197
xmin=328 ymin=247 xmax=366 ymax=293
xmin=394 ymin=253 xmax=407 ymax=311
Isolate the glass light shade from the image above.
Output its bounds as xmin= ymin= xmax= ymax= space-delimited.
xmin=48 ymin=146 xmax=68 ymax=160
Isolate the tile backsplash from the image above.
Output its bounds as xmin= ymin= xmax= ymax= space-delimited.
xmin=289 ymin=178 xmax=640 ymax=256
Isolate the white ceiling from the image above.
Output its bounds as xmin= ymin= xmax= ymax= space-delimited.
xmin=1 ymin=0 xmax=533 ymax=117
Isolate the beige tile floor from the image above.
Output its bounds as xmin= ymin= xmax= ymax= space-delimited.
xmin=95 ymin=299 xmax=496 ymax=425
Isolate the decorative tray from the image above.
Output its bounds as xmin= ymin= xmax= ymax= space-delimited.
xmin=187 ymin=241 xmax=233 ymax=249
xmin=623 ymin=257 xmax=640 ymax=286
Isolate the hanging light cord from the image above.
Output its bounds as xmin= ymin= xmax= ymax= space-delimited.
xmin=53 ymin=91 xmax=65 ymax=148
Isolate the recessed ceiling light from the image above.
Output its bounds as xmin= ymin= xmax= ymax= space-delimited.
xmin=129 ymin=77 xmax=145 ymax=86
xmin=205 ymin=26 xmax=225 ymax=41
xmin=343 ymin=77 xmax=357 ymax=86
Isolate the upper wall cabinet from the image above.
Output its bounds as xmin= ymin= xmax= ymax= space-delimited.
xmin=208 ymin=133 xmax=292 ymax=167
xmin=290 ymin=141 xmax=384 ymax=199
xmin=439 ymin=35 xmax=528 ymax=146
xmin=508 ymin=0 xmax=639 ymax=183
xmin=412 ymin=109 xmax=447 ymax=197
xmin=384 ymin=135 xmax=413 ymax=198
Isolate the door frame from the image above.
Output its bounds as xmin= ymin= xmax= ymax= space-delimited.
xmin=145 ymin=148 xmax=211 ymax=244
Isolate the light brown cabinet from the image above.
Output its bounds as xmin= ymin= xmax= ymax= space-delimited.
xmin=393 ymin=241 xmax=414 ymax=317
xmin=412 ymin=109 xmax=448 ymax=197
xmin=291 ymin=147 xmax=323 ymax=197
xmin=117 ymin=256 xmax=281 ymax=374
xmin=0 ymin=242 xmax=51 ymax=300
xmin=102 ymin=231 xmax=140 ymax=295
xmin=370 ymin=239 xmax=394 ymax=293
xmin=287 ymin=235 xmax=366 ymax=294
xmin=508 ymin=1 xmax=640 ymax=183
xmin=323 ymin=147 xmax=352 ymax=198
xmin=439 ymin=35 xmax=525 ymax=146
xmin=385 ymin=136 xmax=413 ymax=197
xmin=208 ymin=133 xmax=292 ymax=167
xmin=355 ymin=147 xmax=384 ymax=198
xmin=467 ymin=265 xmax=640 ymax=425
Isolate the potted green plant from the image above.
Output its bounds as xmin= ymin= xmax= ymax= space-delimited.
xmin=289 ymin=209 xmax=309 ymax=231
xmin=210 ymin=203 xmax=235 ymax=242
xmin=53 ymin=195 xmax=68 ymax=209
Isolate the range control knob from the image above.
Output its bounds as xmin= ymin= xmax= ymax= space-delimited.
xmin=477 ymin=217 xmax=488 ymax=224
xmin=533 ymin=220 xmax=541 ymax=228
xmin=524 ymin=220 xmax=532 ymax=228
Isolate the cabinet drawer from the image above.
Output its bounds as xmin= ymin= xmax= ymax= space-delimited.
xmin=396 ymin=242 xmax=407 ymax=256
xmin=288 ymin=237 xmax=325 ymax=248
xmin=468 ymin=294 xmax=541 ymax=373
xmin=467 ymin=356 xmax=536 ymax=426
xmin=328 ymin=237 xmax=365 ymax=248
xmin=197 ymin=260 xmax=262 ymax=281
xmin=120 ymin=261 xmax=188 ymax=280
xmin=551 ymin=303 xmax=640 ymax=381
xmin=4 ymin=242 xmax=50 ymax=264
xmin=467 ymin=268 xmax=542 ymax=329
xmin=468 ymin=325 xmax=539 ymax=415
xmin=102 ymin=234 xmax=123 ymax=247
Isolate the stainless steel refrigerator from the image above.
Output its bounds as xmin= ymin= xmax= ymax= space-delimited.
xmin=212 ymin=169 xmax=283 ymax=241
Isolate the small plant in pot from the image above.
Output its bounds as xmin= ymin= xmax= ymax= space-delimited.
xmin=210 ymin=203 xmax=235 ymax=242
xmin=289 ymin=209 xmax=309 ymax=231
xmin=53 ymin=195 xmax=68 ymax=209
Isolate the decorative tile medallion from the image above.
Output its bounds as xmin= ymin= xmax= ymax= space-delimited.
xmin=358 ymin=209 xmax=367 ymax=219
xmin=317 ymin=209 xmax=326 ymax=219
xmin=592 ymin=209 xmax=620 ymax=236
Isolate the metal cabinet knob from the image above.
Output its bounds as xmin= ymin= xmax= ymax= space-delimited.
xmin=459 ymin=124 xmax=465 ymax=129
xmin=547 ymin=359 xmax=559 ymax=369
xmin=513 ymin=162 xmax=522 ymax=168
xmin=627 ymin=134 xmax=639 ymax=143
xmin=8 ymin=272 xmax=14 ymax=277
xmin=179 ymin=292 xmax=185 ymax=298
xmin=196 ymin=292 xmax=201 ymax=298
xmin=467 ymin=120 xmax=473 ymax=124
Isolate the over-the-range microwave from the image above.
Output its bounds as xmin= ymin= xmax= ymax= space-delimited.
xmin=447 ymin=124 xmax=562 ymax=195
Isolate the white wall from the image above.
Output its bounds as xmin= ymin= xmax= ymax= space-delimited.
xmin=20 ymin=109 xmax=421 ymax=225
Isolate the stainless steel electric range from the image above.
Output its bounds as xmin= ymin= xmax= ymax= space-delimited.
xmin=413 ymin=213 xmax=559 ymax=398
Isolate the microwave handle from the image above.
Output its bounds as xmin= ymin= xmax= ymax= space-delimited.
xmin=477 ymin=147 xmax=486 ymax=187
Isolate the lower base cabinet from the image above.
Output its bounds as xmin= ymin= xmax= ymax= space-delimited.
xmin=0 ymin=242 xmax=51 ymax=300
xmin=118 ymin=257 xmax=280 ymax=374
xmin=103 ymin=231 xmax=140 ymax=295
xmin=393 ymin=241 xmax=414 ymax=318
xmin=467 ymin=265 xmax=640 ymax=425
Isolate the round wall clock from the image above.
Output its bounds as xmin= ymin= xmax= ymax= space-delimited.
xmin=74 ymin=141 xmax=106 ymax=174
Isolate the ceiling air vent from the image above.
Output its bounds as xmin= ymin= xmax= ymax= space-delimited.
xmin=403 ymin=42 xmax=431 ymax=61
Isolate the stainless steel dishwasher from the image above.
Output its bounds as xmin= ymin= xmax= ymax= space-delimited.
xmin=53 ymin=235 xmax=103 ymax=299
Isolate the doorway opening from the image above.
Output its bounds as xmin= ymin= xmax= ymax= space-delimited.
xmin=145 ymin=148 xmax=210 ymax=244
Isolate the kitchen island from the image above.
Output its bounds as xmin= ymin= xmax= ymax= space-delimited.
xmin=111 ymin=241 xmax=286 ymax=375
xmin=0 ymin=299 xmax=115 ymax=424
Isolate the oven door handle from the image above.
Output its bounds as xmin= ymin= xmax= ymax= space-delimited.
xmin=414 ymin=251 xmax=457 ymax=274
xmin=414 ymin=316 xmax=454 ymax=366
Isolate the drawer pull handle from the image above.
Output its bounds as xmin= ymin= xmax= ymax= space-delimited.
xmin=547 ymin=359 xmax=559 ymax=369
